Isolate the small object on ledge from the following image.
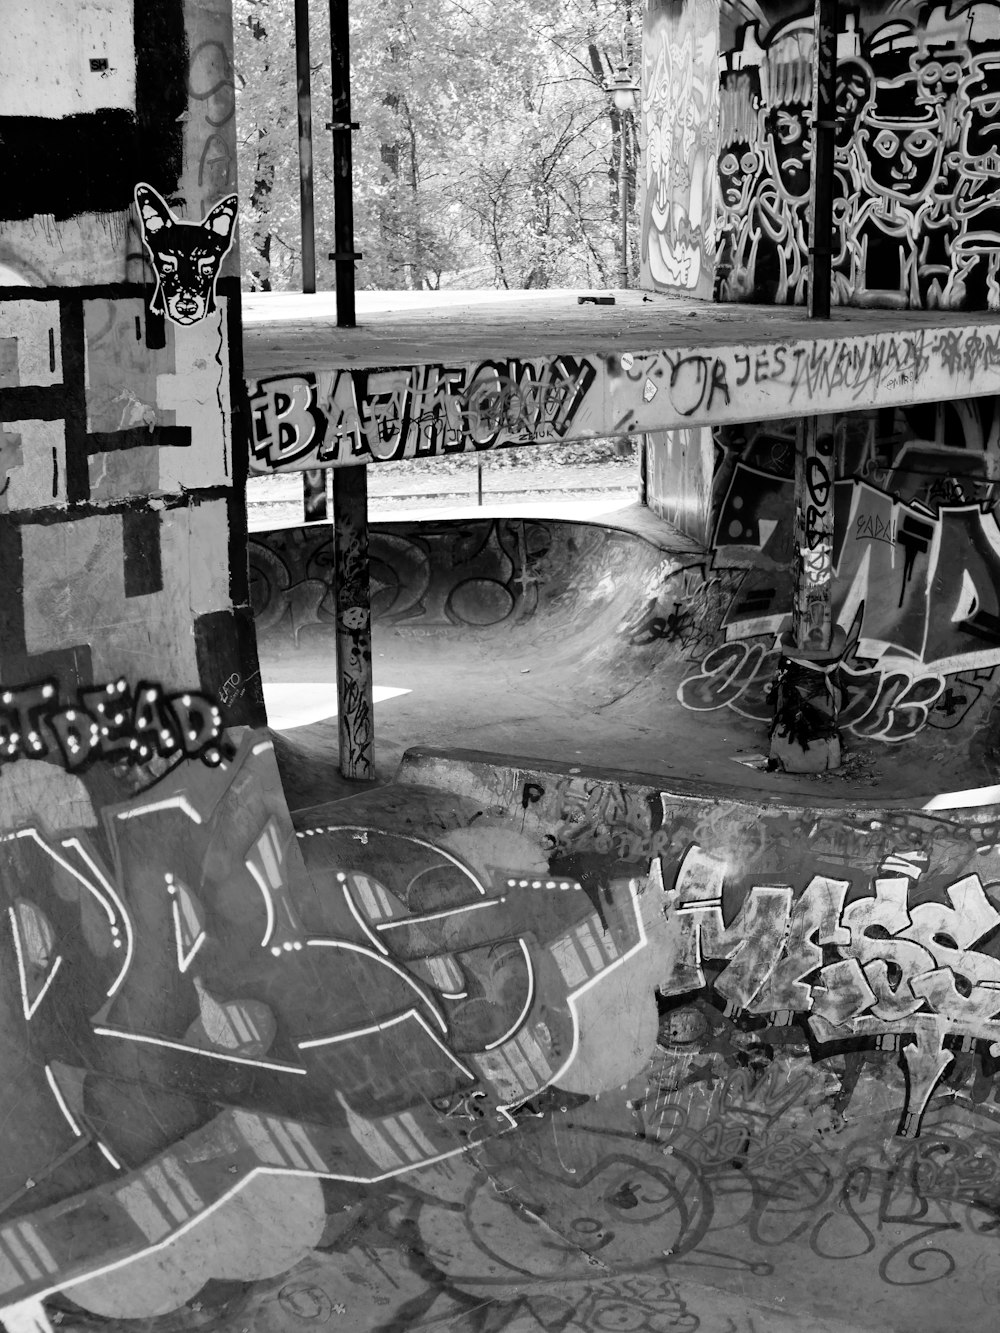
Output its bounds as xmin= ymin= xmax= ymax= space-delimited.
xmin=767 ymin=627 xmax=847 ymax=774
xmin=578 ymin=294 xmax=616 ymax=305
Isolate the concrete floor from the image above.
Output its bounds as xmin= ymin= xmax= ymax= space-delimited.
xmin=257 ymin=502 xmax=1000 ymax=811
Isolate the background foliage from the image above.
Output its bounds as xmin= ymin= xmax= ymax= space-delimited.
xmin=233 ymin=0 xmax=639 ymax=292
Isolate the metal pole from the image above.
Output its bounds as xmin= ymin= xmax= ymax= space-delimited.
xmin=327 ymin=2 xmax=371 ymax=778
xmin=771 ymin=0 xmax=842 ymax=770
xmin=294 ymin=0 xmax=327 ymax=521
xmin=332 ymin=466 xmax=375 ymax=780
xmin=794 ymin=0 xmax=839 ymax=644
xmin=792 ymin=415 xmax=835 ymax=654
xmin=328 ymin=0 xmax=359 ymax=328
xmin=294 ymin=0 xmax=316 ymax=294
xmin=619 ymin=114 xmax=629 ymax=289
xmin=808 ymin=0 xmax=838 ymax=319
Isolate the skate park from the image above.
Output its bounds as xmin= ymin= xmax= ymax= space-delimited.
xmin=6 ymin=0 xmax=1000 ymax=1330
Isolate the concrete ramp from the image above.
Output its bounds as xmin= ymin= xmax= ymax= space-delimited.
xmin=7 ymin=738 xmax=1000 ymax=1332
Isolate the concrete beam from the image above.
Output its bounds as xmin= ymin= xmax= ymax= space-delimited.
xmin=243 ymin=291 xmax=1000 ymax=471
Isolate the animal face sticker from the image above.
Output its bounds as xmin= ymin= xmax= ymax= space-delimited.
xmin=134 ymin=183 xmax=238 ymax=325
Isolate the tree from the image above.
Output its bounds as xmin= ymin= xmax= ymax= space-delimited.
xmin=232 ymin=0 xmax=639 ymax=292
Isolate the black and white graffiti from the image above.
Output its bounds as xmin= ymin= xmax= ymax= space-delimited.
xmin=134 ymin=182 xmax=238 ymax=325
xmin=717 ymin=3 xmax=1000 ymax=310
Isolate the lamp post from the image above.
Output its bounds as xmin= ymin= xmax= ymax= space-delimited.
xmin=607 ymin=60 xmax=639 ymax=289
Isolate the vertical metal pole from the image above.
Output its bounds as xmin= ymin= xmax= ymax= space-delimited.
xmin=792 ymin=415 xmax=835 ymax=653
xmin=772 ymin=0 xmax=842 ymax=769
xmin=794 ymin=0 xmax=838 ymax=643
xmin=808 ymin=0 xmax=838 ymax=319
xmin=295 ymin=0 xmax=327 ymax=521
xmin=329 ymin=0 xmax=358 ymax=328
xmin=295 ymin=0 xmax=316 ymax=294
xmin=619 ymin=116 xmax=629 ymax=289
xmin=327 ymin=0 xmax=371 ymax=779
xmin=303 ymin=468 xmax=328 ymax=521
xmin=333 ymin=466 xmax=375 ymax=780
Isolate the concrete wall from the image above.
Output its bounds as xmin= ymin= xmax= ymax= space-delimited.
xmin=717 ymin=0 xmax=1000 ymax=308
xmin=0 ymin=0 xmax=259 ymax=719
xmin=0 ymin=3 xmax=278 ymax=1329
xmin=639 ymin=0 xmax=721 ymax=297
xmin=676 ymin=397 xmax=1000 ymax=744
xmin=640 ymin=0 xmax=1000 ymax=310
xmin=642 ymin=425 xmax=716 ymax=545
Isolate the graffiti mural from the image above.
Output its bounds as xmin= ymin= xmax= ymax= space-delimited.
xmin=0 ymin=679 xmax=222 ymax=770
xmin=641 ymin=0 xmax=719 ymax=297
xmin=247 ymin=355 xmax=599 ymax=470
xmin=716 ymin=3 xmax=1000 ymax=309
xmin=608 ymin=322 xmax=1000 ymax=437
xmin=0 ymin=739 xmax=661 ymax=1329
xmin=675 ymin=401 xmax=1000 ymax=743
xmin=660 ymin=843 xmax=1000 ymax=1136
xmin=249 ymin=518 xmax=556 ymax=642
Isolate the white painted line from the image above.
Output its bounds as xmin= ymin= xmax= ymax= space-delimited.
xmin=262 ymin=683 xmax=410 ymax=731
xmin=923 ymin=784 xmax=1000 ymax=810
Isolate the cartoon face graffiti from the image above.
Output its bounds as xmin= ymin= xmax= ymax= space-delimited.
xmin=134 ymin=182 xmax=238 ymax=325
xmin=642 ymin=11 xmax=718 ymax=294
xmin=961 ymin=56 xmax=1000 ymax=169
xmin=719 ymin=142 xmax=763 ymax=213
xmin=860 ymin=115 xmax=943 ymax=204
xmin=765 ymin=105 xmax=811 ymax=201
xmin=835 ymin=60 xmax=873 ymax=152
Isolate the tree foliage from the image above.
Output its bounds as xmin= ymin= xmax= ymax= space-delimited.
xmin=233 ymin=0 xmax=639 ymax=292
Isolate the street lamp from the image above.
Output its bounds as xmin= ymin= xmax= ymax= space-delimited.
xmin=607 ymin=59 xmax=639 ymax=289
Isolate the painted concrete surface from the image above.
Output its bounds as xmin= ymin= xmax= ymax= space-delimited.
xmin=7 ymin=741 xmax=1000 ymax=1332
xmin=251 ymin=510 xmax=1000 ymax=803
xmin=243 ymin=291 xmax=1000 ymax=470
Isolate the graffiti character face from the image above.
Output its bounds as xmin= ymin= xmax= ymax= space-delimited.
xmin=836 ymin=60 xmax=873 ymax=151
xmin=962 ymin=59 xmax=1000 ymax=168
xmin=719 ymin=141 xmax=762 ymax=213
xmin=766 ymin=106 xmax=811 ymax=200
xmin=915 ymin=54 xmax=964 ymax=109
xmin=862 ymin=118 xmax=942 ymax=203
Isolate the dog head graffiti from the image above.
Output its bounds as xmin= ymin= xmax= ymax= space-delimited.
xmin=134 ymin=183 xmax=237 ymax=325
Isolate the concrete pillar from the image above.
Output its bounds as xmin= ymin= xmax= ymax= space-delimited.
xmin=0 ymin=0 xmax=263 ymax=729
xmin=639 ymin=0 xmax=721 ymax=299
xmin=641 ymin=427 xmax=715 ymax=545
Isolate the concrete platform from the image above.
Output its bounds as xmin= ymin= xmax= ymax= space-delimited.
xmin=242 ymin=291 xmax=1000 ymax=471
xmin=21 ymin=739 xmax=1000 ymax=1333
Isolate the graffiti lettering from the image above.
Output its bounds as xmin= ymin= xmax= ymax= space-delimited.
xmin=661 ymin=844 xmax=1000 ymax=1134
xmin=248 ymin=356 xmax=598 ymax=470
xmin=0 ymin=679 xmax=223 ymax=769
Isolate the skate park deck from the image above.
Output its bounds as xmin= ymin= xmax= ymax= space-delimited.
xmin=242 ymin=291 xmax=1000 ymax=466
xmin=242 ymin=288 xmax=1000 ymax=373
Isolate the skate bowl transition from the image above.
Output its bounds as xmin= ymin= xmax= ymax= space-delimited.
xmin=6 ymin=512 xmax=1000 ymax=1333
xmin=85 ymin=507 xmax=988 ymax=1333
